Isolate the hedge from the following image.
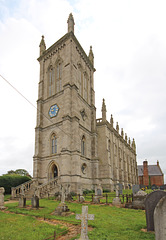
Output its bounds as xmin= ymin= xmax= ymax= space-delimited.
xmin=0 ymin=175 xmax=31 ymax=194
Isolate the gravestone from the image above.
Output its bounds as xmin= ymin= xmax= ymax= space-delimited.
xmin=31 ymin=195 xmax=39 ymax=208
xmin=93 ymin=196 xmax=100 ymax=204
xmin=160 ymin=184 xmax=166 ymax=190
xmin=0 ymin=187 xmax=5 ymax=209
xmin=79 ymin=196 xmax=85 ymax=203
xmin=97 ymin=189 xmax=102 ymax=196
xmin=118 ymin=183 xmax=123 ymax=195
xmin=18 ymin=196 xmax=26 ymax=208
xmin=131 ymin=190 xmax=147 ymax=209
xmin=76 ymin=206 xmax=94 ymax=240
xmin=145 ymin=190 xmax=166 ymax=231
xmin=112 ymin=185 xmax=121 ymax=206
xmin=95 ymin=185 xmax=103 ymax=196
xmin=54 ymin=185 xmax=70 ymax=216
xmin=154 ymin=196 xmax=166 ymax=240
xmin=151 ymin=184 xmax=158 ymax=190
xmin=132 ymin=184 xmax=140 ymax=195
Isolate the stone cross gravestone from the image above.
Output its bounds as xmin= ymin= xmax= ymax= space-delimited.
xmin=0 ymin=187 xmax=5 ymax=209
xmin=145 ymin=190 xmax=166 ymax=231
xmin=54 ymin=184 xmax=69 ymax=215
xmin=154 ymin=196 xmax=166 ymax=240
xmin=76 ymin=206 xmax=94 ymax=240
xmin=115 ymin=184 xmax=119 ymax=197
xmin=132 ymin=184 xmax=140 ymax=195
xmin=112 ymin=184 xmax=121 ymax=206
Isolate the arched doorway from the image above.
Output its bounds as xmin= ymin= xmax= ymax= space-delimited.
xmin=48 ymin=163 xmax=58 ymax=180
xmin=52 ymin=164 xmax=58 ymax=178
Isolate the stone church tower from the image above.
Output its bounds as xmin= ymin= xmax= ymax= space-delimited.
xmin=33 ymin=14 xmax=99 ymax=192
xmin=33 ymin=13 xmax=138 ymax=193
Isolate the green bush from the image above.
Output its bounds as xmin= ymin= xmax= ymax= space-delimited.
xmin=0 ymin=175 xmax=31 ymax=194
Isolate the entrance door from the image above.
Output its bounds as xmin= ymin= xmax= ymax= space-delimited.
xmin=52 ymin=164 xmax=58 ymax=178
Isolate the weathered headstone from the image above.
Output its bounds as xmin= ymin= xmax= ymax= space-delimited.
xmin=112 ymin=184 xmax=121 ymax=206
xmin=31 ymin=195 xmax=39 ymax=208
xmin=145 ymin=190 xmax=166 ymax=231
xmin=118 ymin=183 xmax=123 ymax=195
xmin=76 ymin=206 xmax=94 ymax=240
xmin=132 ymin=184 xmax=140 ymax=195
xmin=115 ymin=184 xmax=119 ymax=197
xmin=0 ymin=187 xmax=5 ymax=209
xmin=131 ymin=190 xmax=147 ymax=209
xmin=79 ymin=196 xmax=85 ymax=203
xmin=151 ymin=184 xmax=158 ymax=190
xmin=18 ymin=196 xmax=26 ymax=208
xmin=160 ymin=184 xmax=166 ymax=190
xmin=54 ymin=184 xmax=70 ymax=216
xmin=95 ymin=185 xmax=103 ymax=196
xmin=154 ymin=196 xmax=166 ymax=240
xmin=97 ymin=189 xmax=102 ymax=196
xmin=93 ymin=196 xmax=100 ymax=204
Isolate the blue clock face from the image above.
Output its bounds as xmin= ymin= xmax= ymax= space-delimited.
xmin=49 ymin=104 xmax=59 ymax=118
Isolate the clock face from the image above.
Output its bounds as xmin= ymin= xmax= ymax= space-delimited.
xmin=49 ymin=104 xmax=59 ymax=118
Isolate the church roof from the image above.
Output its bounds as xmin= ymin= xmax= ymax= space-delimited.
xmin=137 ymin=165 xmax=163 ymax=176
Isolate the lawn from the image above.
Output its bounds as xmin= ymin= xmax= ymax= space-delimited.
xmin=2 ymin=198 xmax=155 ymax=240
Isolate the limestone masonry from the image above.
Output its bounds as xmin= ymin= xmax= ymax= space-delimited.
xmin=33 ymin=13 xmax=138 ymax=193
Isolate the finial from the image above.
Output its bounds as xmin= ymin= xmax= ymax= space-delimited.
xmin=121 ymin=128 xmax=124 ymax=138
xmin=132 ymin=138 xmax=136 ymax=151
xmin=102 ymin=98 xmax=107 ymax=122
xmin=128 ymin=137 xmax=131 ymax=145
xmin=110 ymin=114 xmax=114 ymax=126
xmin=88 ymin=46 xmax=94 ymax=66
xmin=39 ymin=35 xmax=46 ymax=56
xmin=125 ymin=133 xmax=127 ymax=142
xmin=67 ymin=13 xmax=75 ymax=33
xmin=116 ymin=122 xmax=119 ymax=133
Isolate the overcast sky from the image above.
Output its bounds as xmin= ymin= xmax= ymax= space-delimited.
xmin=0 ymin=0 xmax=166 ymax=183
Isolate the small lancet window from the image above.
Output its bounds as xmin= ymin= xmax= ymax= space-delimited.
xmin=79 ymin=69 xmax=82 ymax=96
xmin=51 ymin=135 xmax=57 ymax=154
xmin=48 ymin=67 xmax=55 ymax=97
xmin=84 ymin=74 xmax=88 ymax=101
xmin=56 ymin=62 xmax=62 ymax=92
xmin=81 ymin=136 xmax=86 ymax=156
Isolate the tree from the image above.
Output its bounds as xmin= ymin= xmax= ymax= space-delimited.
xmin=5 ymin=169 xmax=32 ymax=178
xmin=0 ymin=175 xmax=31 ymax=194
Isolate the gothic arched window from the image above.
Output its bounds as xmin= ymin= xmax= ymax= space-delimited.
xmin=56 ymin=62 xmax=62 ymax=92
xmin=81 ymin=135 xmax=86 ymax=156
xmin=48 ymin=67 xmax=55 ymax=97
xmin=51 ymin=134 xmax=57 ymax=154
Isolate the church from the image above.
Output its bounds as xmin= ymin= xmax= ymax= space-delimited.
xmin=33 ymin=13 xmax=138 ymax=193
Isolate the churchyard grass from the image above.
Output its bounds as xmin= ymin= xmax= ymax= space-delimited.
xmin=3 ymin=198 xmax=155 ymax=240
xmin=0 ymin=211 xmax=67 ymax=240
xmin=4 ymin=194 xmax=11 ymax=201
